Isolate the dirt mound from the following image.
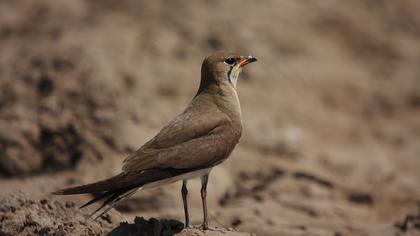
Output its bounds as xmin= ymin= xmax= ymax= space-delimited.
xmin=0 ymin=0 xmax=133 ymax=176
xmin=109 ymin=217 xmax=252 ymax=236
xmin=0 ymin=46 xmax=123 ymax=176
xmin=0 ymin=193 xmax=252 ymax=236
xmin=0 ymin=192 xmax=122 ymax=235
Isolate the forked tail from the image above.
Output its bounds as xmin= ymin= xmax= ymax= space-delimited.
xmin=52 ymin=168 xmax=192 ymax=219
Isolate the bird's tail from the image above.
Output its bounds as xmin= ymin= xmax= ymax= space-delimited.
xmin=85 ymin=187 xmax=140 ymax=220
xmin=52 ymin=168 xmax=190 ymax=219
xmin=52 ymin=172 xmax=139 ymax=219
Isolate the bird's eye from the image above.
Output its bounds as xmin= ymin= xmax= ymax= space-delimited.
xmin=224 ymin=57 xmax=236 ymax=66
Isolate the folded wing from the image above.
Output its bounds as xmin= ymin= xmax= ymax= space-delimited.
xmin=123 ymin=101 xmax=236 ymax=171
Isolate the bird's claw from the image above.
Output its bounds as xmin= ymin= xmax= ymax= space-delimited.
xmin=198 ymin=225 xmax=227 ymax=233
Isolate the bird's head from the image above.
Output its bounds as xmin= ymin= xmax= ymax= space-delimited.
xmin=197 ymin=51 xmax=257 ymax=94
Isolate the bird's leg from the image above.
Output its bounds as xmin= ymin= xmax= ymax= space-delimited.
xmin=200 ymin=174 xmax=209 ymax=230
xmin=181 ymin=180 xmax=191 ymax=228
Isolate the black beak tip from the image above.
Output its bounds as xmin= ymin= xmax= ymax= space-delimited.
xmin=248 ymin=56 xmax=257 ymax=63
xmin=239 ymin=55 xmax=258 ymax=67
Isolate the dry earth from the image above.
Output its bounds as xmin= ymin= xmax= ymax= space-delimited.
xmin=1 ymin=0 xmax=420 ymax=235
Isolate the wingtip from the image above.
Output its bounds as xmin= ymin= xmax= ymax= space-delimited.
xmin=51 ymin=189 xmax=64 ymax=195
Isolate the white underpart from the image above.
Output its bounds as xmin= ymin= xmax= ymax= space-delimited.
xmin=229 ymin=68 xmax=241 ymax=89
xmin=142 ymin=167 xmax=212 ymax=189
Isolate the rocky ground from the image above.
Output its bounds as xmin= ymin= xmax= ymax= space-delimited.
xmin=1 ymin=0 xmax=420 ymax=235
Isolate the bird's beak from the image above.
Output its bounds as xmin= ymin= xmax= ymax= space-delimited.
xmin=239 ymin=55 xmax=258 ymax=67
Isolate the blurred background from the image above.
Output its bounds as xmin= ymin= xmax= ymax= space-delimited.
xmin=1 ymin=0 xmax=420 ymax=235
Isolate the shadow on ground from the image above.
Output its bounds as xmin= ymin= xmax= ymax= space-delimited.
xmin=107 ymin=217 xmax=184 ymax=236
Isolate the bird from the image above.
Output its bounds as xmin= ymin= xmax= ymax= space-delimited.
xmin=52 ymin=51 xmax=257 ymax=230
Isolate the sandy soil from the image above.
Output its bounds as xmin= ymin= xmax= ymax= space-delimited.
xmin=1 ymin=0 xmax=420 ymax=235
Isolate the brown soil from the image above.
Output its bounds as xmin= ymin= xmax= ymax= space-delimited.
xmin=1 ymin=0 xmax=420 ymax=235
xmin=0 ymin=193 xmax=250 ymax=236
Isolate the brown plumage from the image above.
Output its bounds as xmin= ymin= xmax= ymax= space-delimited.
xmin=52 ymin=51 xmax=257 ymax=229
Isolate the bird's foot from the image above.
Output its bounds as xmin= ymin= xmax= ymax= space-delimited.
xmin=185 ymin=224 xmax=226 ymax=233
xmin=199 ymin=225 xmax=227 ymax=233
